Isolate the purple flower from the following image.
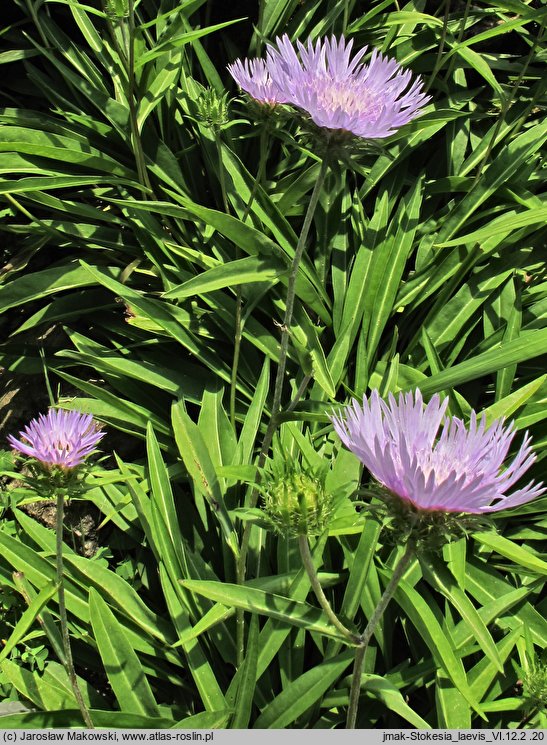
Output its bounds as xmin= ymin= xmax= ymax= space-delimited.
xmin=8 ymin=409 xmax=104 ymax=471
xmin=227 ymin=57 xmax=286 ymax=106
xmin=265 ymin=35 xmax=430 ymax=139
xmin=330 ymin=389 xmax=545 ymax=514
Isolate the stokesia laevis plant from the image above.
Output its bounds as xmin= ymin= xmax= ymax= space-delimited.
xmin=229 ymin=35 xmax=430 ymax=665
xmin=330 ymin=388 xmax=545 ymax=727
xmin=8 ymin=409 xmax=104 ymax=728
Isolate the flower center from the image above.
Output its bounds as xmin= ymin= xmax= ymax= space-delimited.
xmin=413 ymin=443 xmax=481 ymax=489
xmin=314 ymin=76 xmax=382 ymax=120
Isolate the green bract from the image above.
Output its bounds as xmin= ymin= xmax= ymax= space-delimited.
xmin=263 ymin=467 xmax=333 ymax=536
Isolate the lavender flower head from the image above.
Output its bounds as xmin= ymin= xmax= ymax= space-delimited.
xmin=227 ymin=57 xmax=286 ymax=106
xmin=265 ymin=35 xmax=430 ymax=139
xmin=8 ymin=409 xmax=104 ymax=471
xmin=331 ymin=389 xmax=545 ymax=515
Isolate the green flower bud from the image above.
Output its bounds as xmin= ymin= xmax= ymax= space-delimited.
xmin=104 ymin=0 xmax=129 ymax=19
xmin=522 ymin=654 xmax=547 ymax=712
xmin=196 ymin=88 xmax=230 ymax=130
xmin=263 ymin=466 xmax=333 ymax=537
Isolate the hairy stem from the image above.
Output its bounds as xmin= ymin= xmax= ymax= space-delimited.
xmin=346 ymin=541 xmax=415 ymax=729
xmin=299 ymin=535 xmax=359 ymax=644
xmin=56 ymin=493 xmax=94 ymax=728
xmin=518 ymin=706 xmax=539 ymax=729
xmin=214 ymin=131 xmax=230 ymax=216
xmin=265 ymin=154 xmax=330 ymax=431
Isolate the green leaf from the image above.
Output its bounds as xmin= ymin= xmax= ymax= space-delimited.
xmin=172 ymin=198 xmax=329 ymax=322
xmin=472 ymin=532 xmax=547 ymax=576
xmin=235 ymin=359 xmax=269 ymax=466
xmin=362 ymin=675 xmax=431 ymax=729
xmin=11 ymin=573 xmax=65 ymax=665
xmin=450 ymin=46 xmax=502 ymax=94
xmin=231 ymin=614 xmax=259 ymax=728
xmin=389 ymin=570 xmax=484 ymax=716
xmin=14 ymin=507 xmax=177 ymax=648
xmin=419 ymin=555 xmax=504 ymax=672
xmin=436 ymin=207 xmax=547 ymax=247
xmin=363 ymin=177 xmax=423 ymax=362
xmin=0 ymin=710 xmax=174 ymax=728
xmin=180 ymin=580 xmax=352 ymax=644
xmin=146 ymin=422 xmax=188 ymax=588
xmin=469 ymin=626 xmax=523 ymax=701
xmin=159 ymin=566 xmax=229 ymax=712
xmin=340 ymin=519 xmax=382 ymax=625
xmin=0 ymin=175 xmax=137 ymax=193
xmin=328 ymin=189 xmax=387 ymax=386
xmin=89 ymin=589 xmax=161 ymax=717
xmin=0 ymin=264 xmax=116 ymax=314
xmin=79 ymin=262 xmax=240 ymax=394
xmin=417 ymin=330 xmax=547 ymax=397
xmin=294 ymin=309 xmax=336 ymax=398
xmin=0 ymin=126 xmax=134 ymax=178
xmin=163 ymin=255 xmax=286 ymax=299
xmin=171 ymin=401 xmax=239 ymax=558
xmin=464 ymin=559 xmax=546 ymax=648
xmin=0 ymin=659 xmax=75 ymax=712
xmin=383 ymin=10 xmax=444 ymax=26
xmin=172 ymin=709 xmax=232 ymax=728
xmin=0 ymin=582 xmax=59 ymax=664
xmin=135 ymin=20 xmax=243 ymax=68
xmin=399 ymin=120 xmax=547 ymax=306
xmin=254 ymin=534 xmax=329 ymax=679
xmin=435 ymin=670 xmax=471 ymax=729
xmin=172 ymin=603 xmax=235 ymax=648
xmin=483 ymin=376 xmax=546 ymax=427
xmin=253 ymin=650 xmax=354 ymax=728
xmin=137 ymin=57 xmax=181 ymax=131
xmin=197 ymin=389 xmax=237 ymax=486
xmin=0 ymin=530 xmax=88 ymax=621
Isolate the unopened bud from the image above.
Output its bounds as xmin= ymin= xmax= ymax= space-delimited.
xmin=197 ymin=88 xmax=230 ymax=130
xmin=523 ymin=655 xmax=547 ymax=711
xmin=263 ymin=467 xmax=333 ymax=537
xmin=104 ymin=0 xmax=129 ymax=19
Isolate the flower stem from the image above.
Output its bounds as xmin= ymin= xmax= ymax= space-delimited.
xmin=346 ymin=541 xmax=415 ymax=729
xmin=235 ymin=154 xmax=330 ymax=665
xmin=298 ymin=535 xmax=359 ymax=644
xmin=229 ymin=128 xmax=269 ymax=429
xmin=266 ymin=154 xmax=330 ymax=429
xmin=214 ymin=131 xmax=230 ymax=216
xmin=518 ymin=706 xmax=539 ymax=729
xmin=55 ymin=493 xmax=94 ymax=728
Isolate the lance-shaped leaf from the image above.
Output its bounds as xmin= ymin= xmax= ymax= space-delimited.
xmin=180 ymin=579 xmax=353 ymax=644
xmin=172 ymin=401 xmax=239 ymax=558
